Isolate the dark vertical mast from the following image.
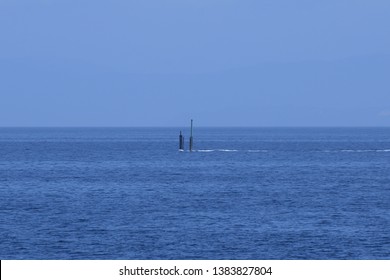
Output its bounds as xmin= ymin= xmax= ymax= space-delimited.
xmin=189 ymin=119 xmax=193 ymax=152
xmin=179 ymin=131 xmax=184 ymax=150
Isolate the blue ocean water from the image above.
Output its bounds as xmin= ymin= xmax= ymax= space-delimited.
xmin=0 ymin=127 xmax=389 ymax=259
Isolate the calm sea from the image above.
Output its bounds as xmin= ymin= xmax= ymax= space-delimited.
xmin=0 ymin=127 xmax=389 ymax=259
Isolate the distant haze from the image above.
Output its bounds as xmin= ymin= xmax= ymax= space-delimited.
xmin=1 ymin=0 xmax=389 ymax=127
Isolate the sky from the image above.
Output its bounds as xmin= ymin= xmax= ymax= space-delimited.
xmin=0 ymin=0 xmax=389 ymax=127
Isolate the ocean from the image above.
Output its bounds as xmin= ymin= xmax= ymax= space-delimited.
xmin=0 ymin=127 xmax=389 ymax=259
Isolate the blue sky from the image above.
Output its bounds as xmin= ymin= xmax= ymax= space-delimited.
xmin=0 ymin=0 xmax=389 ymax=126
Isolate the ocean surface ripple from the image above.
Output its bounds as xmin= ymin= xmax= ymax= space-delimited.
xmin=0 ymin=127 xmax=389 ymax=259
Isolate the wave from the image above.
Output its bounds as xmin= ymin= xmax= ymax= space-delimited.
xmin=341 ymin=149 xmax=390 ymax=153
xmin=195 ymin=149 xmax=268 ymax=153
xmin=194 ymin=149 xmax=390 ymax=153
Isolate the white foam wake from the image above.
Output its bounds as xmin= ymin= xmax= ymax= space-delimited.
xmin=341 ymin=149 xmax=390 ymax=153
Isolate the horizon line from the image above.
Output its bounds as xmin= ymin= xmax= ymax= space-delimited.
xmin=0 ymin=125 xmax=389 ymax=129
